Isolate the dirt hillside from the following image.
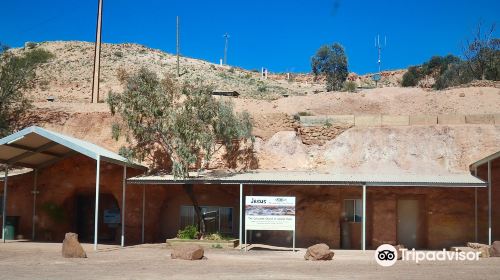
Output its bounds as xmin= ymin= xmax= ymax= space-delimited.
xmin=12 ymin=41 xmax=500 ymax=174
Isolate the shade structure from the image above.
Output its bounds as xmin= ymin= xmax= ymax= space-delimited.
xmin=0 ymin=126 xmax=145 ymax=250
xmin=127 ymin=170 xmax=486 ymax=187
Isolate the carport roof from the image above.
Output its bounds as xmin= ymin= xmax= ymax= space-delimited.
xmin=0 ymin=126 xmax=146 ymax=170
xmin=127 ymin=170 xmax=486 ymax=187
xmin=470 ymin=151 xmax=500 ymax=170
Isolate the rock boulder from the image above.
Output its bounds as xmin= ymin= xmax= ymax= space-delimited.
xmin=171 ymin=245 xmax=204 ymax=260
xmin=62 ymin=233 xmax=87 ymax=258
xmin=304 ymin=243 xmax=334 ymax=261
xmin=490 ymin=241 xmax=500 ymax=257
xmin=467 ymin=242 xmax=491 ymax=258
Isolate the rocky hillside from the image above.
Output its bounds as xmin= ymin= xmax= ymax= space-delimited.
xmin=15 ymin=41 xmax=326 ymax=102
xmin=8 ymin=41 xmax=500 ymax=174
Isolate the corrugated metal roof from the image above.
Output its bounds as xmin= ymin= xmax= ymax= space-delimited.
xmin=0 ymin=126 xmax=146 ymax=170
xmin=127 ymin=170 xmax=486 ymax=187
xmin=470 ymin=151 xmax=500 ymax=170
xmin=0 ymin=168 xmax=32 ymax=180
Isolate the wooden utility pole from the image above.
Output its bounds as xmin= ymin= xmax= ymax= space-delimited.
xmin=176 ymin=16 xmax=180 ymax=77
xmin=91 ymin=0 xmax=104 ymax=103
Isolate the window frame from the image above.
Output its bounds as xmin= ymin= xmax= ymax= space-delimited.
xmin=179 ymin=205 xmax=234 ymax=234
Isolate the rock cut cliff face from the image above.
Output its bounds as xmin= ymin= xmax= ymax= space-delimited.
xmin=11 ymin=40 xmax=500 ymax=174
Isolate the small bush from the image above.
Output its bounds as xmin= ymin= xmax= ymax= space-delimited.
xmin=228 ymin=67 xmax=235 ymax=73
xmin=257 ymin=81 xmax=267 ymax=92
xmin=176 ymin=225 xmax=198 ymax=239
xmin=324 ymin=120 xmax=333 ymax=128
xmin=25 ymin=42 xmax=37 ymax=49
xmin=24 ymin=48 xmax=55 ymax=64
xmin=204 ymin=232 xmax=231 ymax=241
xmin=114 ymin=51 xmax=123 ymax=58
xmin=401 ymin=66 xmax=422 ymax=87
xmin=434 ymin=62 xmax=474 ymax=90
xmin=111 ymin=123 xmax=121 ymax=141
xmin=343 ymin=81 xmax=357 ymax=92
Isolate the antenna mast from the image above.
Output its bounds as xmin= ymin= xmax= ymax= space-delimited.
xmin=223 ymin=33 xmax=230 ymax=65
xmin=375 ymin=35 xmax=387 ymax=75
xmin=374 ymin=34 xmax=387 ymax=86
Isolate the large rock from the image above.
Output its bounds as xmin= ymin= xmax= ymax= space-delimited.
xmin=467 ymin=242 xmax=490 ymax=258
xmin=304 ymin=243 xmax=334 ymax=261
xmin=490 ymin=241 xmax=500 ymax=257
xmin=171 ymin=245 xmax=204 ymax=260
xmin=62 ymin=233 xmax=87 ymax=258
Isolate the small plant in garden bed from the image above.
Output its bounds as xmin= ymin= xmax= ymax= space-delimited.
xmin=203 ymin=232 xmax=232 ymax=241
xmin=176 ymin=225 xmax=198 ymax=239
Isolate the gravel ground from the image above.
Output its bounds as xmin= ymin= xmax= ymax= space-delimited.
xmin=0 ymin=241 xmax=499 ymax=280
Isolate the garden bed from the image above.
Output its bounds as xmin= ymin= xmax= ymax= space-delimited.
xmin=166 ymin=238 xmax=239 ymax=249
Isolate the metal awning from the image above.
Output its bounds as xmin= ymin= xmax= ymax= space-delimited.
xmin=0 ymin=126 xmax=146 ymax=170
xmin=470 ymin=151 xmax=500 ymax=170
xmin=127 ymin=170 xmax=486 ymax=187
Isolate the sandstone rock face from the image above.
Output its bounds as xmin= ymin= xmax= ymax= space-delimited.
xmin=171 ymin=245 xmax=204 ymax=260
xmin=490 ymin=241 xmax=500 ymax=257
xmin=304 ymin=243 xmax=334 ymax=261
xmin=62 ymin=233 xmax=87 ymax=258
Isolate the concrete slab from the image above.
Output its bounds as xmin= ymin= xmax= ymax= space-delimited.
xmin=382 ymin=115 xmax=409 ymax=126
xmin=300 ymin=115 xmax=354 ymax=127
xmin=409 ymin=115 xmax=438 ymax=125
xmin=355 ymin=115 xmax=382 ymax=127
xmin=438 ymin=114 xmax=466 ymax=125
xmin=465 ymin=114 xmax=495 ymax=124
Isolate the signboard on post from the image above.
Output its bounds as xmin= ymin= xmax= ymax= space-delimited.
xmin=244 ymin=196 xmax=296 ymax=251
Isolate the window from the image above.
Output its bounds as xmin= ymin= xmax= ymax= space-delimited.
xmin=180 ymin=205 xmax=233 ymax=234
xmin=344 ymin=199 xmax=362 ymax=222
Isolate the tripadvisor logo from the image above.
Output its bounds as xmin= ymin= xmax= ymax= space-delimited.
xmin=375 ymin=244 xmax=397 ymax=267
xmin=375 ymin=244 xmax=480 ymax=267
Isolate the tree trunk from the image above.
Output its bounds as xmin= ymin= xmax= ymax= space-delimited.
xmin=182 ymin=184 xmax=206 ymax=238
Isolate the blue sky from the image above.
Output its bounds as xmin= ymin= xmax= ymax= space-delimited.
xmin=2 ymin=0 xmax=499 ymax=74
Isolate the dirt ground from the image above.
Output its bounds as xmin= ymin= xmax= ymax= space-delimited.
xmin=1 ymin=242 xmax=499 ymax=280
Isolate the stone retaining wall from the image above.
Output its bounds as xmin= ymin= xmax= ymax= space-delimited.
xmin=300 ymin=113 xmax=500 ymax=127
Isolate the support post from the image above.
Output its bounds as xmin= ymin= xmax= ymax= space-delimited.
xmin=93 ymin=156 xmax=101 ymax=251
xmin=239 ymin=183 xmax=243 ymax=250
xmin=142 ymin=185 xmax=145 ymax=244
xmin=474 ymin=167 xmax=478 ymax=242
xmin=292 ymin=230 xmax=296 ymax=252
xmin=362 ymin=184 xmax=366 ymax=251
xmin=32 ymin=169 xmax=38 ymax=240
xmin=245 ymin=230 xmax=248 ymax=252
xmin=2 ymin=166 xmax=8 ymax=242
xmin=121 ymin=166 xmax=126 ymax=247
xmin=488 ymin=160 xmax=492 ymax=245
